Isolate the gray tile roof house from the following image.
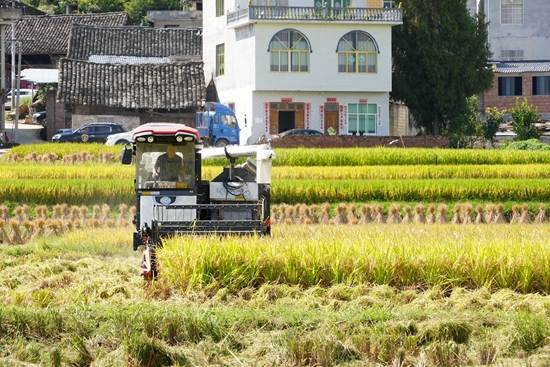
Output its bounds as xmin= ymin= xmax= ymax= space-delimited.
xmin=5 ymin=12 xmax=131 ymax=56
xmin=58 ymin=25 xmax=205 ymax=110
xmin=492 ymin=61 xmax=550 ymax=74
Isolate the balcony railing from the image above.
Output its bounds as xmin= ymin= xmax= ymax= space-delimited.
xmin=227 ymin=6 xmax=402 ymax=25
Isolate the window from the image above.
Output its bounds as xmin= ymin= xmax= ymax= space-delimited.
xmin=337 ymin=31 xmax=378 ymax=73
xmin=533 ymin=76 xmax=550 ymax=96
xmin=348 ymin=103 xmax=377 ymax=134
xmin=383 ymin=0 xmax=396 ymax=8
xmin=216 ymin=44 xmax=225 ymax=76
xmin=500 ymin=50 xmax=524 ymax=61
xmin=501 ymin=0 xmax=523 ymax=25
xmin=269 ymin=29 xmax=310 ymax=72
xmin=216 ymin=0 xmax=224 ymax=17
xmin=498 ymin=76 xmax=522 ymax=96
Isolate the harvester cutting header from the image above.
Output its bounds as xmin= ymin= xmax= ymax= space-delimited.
xmin=121 ymin=123 xmax=276 ymax=278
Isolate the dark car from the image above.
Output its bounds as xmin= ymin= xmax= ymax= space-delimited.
xmin=32 ymin=110 xmax=47 ymax=126
xmin=52 ymin=122 xmax=126 ymax=143
xmin=271 ymin=129 xmax=324 ymax=140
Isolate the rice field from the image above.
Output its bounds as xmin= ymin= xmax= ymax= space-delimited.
xmin=3 ymin=144 xmax=550 ymax=366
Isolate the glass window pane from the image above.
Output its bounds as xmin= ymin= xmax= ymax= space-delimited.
xmin=359 ymin=115 xmax=366 ymax=133
xmin=270 ymin=52 xmax=279 ymax=71
xmin=280 ymin=52 xmax=288 ymax=71
xmin=358 ymin=104 xmax=367 ymax=113
xmin=367 ymin=115 xmax=376 ymax=133
xmin=348 ymin=103 xmax=357 ymax=114
xmin=291 ymin=51 xmax=299 ymax=71
xmin=358 ymin=53 xmax=367 ymax=73
xmin=349 ymin=115 xmax=357 ymax=133
xmin=368 ymin=54 xmax=376 ymax=73
xmin=338 ymin=53 xmax=346 ymax=72
xmin=367 ymin=104 xmax=377 ymax=114
xmin=300 ymin=52 xmax=308 ymax=72
xmin=347 ymin=54 xmax=356 ymax=72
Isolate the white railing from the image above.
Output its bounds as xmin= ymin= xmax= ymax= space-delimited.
xmin=227 ymin=6 xmax=402 ymax=24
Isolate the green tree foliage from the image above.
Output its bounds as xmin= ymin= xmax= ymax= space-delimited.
xmin=78 ymin=0 xmax=126 ymax=14
xmin=482 ymin=106 xmax=505 ymax=146
xmin=124 ymin=0 xmax=181 ymax=25
xmin=509 ymin=98 xmax=541 ymax=141
xmin=391 ymin=0 xmax=494 ymax=136
xmin=22 ymin=0 xmax=181 ymax=24
xmin=451 ymin=95 xmax=481 ymax=148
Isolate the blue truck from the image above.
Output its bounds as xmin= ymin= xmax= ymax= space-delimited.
xmin=196 ymin=102 xmax=241 ymax=147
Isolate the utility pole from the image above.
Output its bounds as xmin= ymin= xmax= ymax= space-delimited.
xmin=11 ymin=0 xmax=16 ymax=111
xmin=0 ymin=7 xmax=21 ymax=133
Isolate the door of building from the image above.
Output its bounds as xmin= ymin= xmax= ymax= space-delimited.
xmin=268 ymin=102 xmax=305 ymax=134
xmin=324 ymin=103 xmax=339 ymax=134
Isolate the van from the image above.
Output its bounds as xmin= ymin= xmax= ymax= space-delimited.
xmin=4 ymin=89 xmax=37 ymax=109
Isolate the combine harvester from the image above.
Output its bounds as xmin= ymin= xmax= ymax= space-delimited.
xmin=121 ymin=123 xmax=275 ymax=278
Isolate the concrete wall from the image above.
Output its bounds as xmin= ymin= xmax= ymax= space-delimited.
xmin=477 ymin=0 xmax=550 ymax=60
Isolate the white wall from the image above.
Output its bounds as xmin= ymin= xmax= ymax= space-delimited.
xmin=253 ymin=23 xmax=392 ymax=92
xmin=204 ymin=0 xmax=395 ymax=142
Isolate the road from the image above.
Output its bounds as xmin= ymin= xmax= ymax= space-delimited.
xmin=0 ymin=119 xmax=45 ymax=154
xmin=5 ymin=119 xmax=44 ymax=144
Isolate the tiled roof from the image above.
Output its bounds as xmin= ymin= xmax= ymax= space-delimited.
xmin=493 ymin=61 xmax=550 ymax=74
xmin=0 ymin=1 xmax=45 ymax=16
xmin=58 ymin=59 xmax=205 ymax=109
xmin=6 ymin=12 xmax=131 ymax=55
xmin=67 ymin=25 xmax=202 ymax=60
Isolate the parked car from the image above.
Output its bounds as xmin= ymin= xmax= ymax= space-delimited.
xmin=32 ymin=110 xmax=47 ymax=125
xmin=52 ymin=122 xmax=126 ymax=143
xmin=4 ymin=89 xmax=37 ymax=110
xmin=55 ymin=128 xmax=72 ymax=135
xmin=105 ymin=122 xmax=176 ymax=146
xmin=270 ymin=129 xmax=324 ymax=140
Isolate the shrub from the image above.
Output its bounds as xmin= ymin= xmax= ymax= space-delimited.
xmin=500 ymin=138 xmax=550 ymax=151
xmin=509 ymin=98 xmax=541 ymax=141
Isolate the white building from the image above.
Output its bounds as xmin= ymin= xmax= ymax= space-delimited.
xmin=203 ymin=0 xmax=402 ymax=143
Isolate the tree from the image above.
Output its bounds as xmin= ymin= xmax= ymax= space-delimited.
xmin=451 ymin=95 xmax=481 ymax=148
xmin=509 ymin=98 xmax=541 ymax=141
xmin=124 ymin=0 xmax=181 ymax=25
xmin=482 ymin=106 xmax=505 ymax=147
xmin=391 ymin=0 xmax=494 ymax=136
xmin=77 ymin=0 xmax=126 ymax=14
xmin=22 ymin=0 xmax=181 ymax=24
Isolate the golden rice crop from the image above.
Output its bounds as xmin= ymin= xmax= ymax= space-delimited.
xmin=159 ymin=225 xmax=550 ymax=294
xmin=9 ymin=145 xmax=550 ymax=166
xmin=268 ymin=164 xmax=550 ymax=180
xmin=8 ymin=143 xmax=123 ymax=160
xmin=271 ymin=147 xmax=550 ymax=166
xmin=0 ymin=179 xmax=134 ymax=205
xmin=0 ymin=164 xmax=134 ymax=180
xmin=273 ymin=178 xmax=550 ymax=203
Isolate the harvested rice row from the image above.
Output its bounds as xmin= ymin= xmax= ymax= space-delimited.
xmin=0 ymin=204 xmax=135 ymax=245
xmin=272 ymin=202 xmax=548 ymax=225
xmin=8 ymin=145 xmax=550 ymax=166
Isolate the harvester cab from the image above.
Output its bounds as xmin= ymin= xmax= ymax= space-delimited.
xmin=121 ymin=123 xmax=275 ymax=278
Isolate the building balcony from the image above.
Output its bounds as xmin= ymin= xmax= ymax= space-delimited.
xmin=227 ymin=5 xmax=402 ymax=27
